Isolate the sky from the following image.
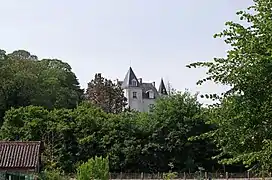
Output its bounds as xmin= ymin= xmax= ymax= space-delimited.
xmin=0 ymin=0 xmax=253 ymax=104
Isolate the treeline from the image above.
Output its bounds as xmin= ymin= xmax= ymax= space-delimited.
xmin=0 ymin=89 xmax=230 ymax=173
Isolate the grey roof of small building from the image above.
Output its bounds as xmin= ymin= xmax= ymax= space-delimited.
xmin=121 ymin=67 xmax=140 ymax=88
xmin=158 ymin=78 xmax=168 ymax=95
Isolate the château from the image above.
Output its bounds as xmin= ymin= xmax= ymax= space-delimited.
xmin=118 ymin=67 xmax=168 ymax=112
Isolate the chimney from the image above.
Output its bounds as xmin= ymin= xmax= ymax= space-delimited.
xmin=96 ymin=73 xmax=102 ymax=78
xmin=152 ymin=81 xmax=155 ymax=87
xmin=138 ymin=78 xmax=142 ymax=84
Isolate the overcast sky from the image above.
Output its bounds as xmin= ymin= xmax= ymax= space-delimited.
xmin=0 ymin=0 xmax=253 ymax=104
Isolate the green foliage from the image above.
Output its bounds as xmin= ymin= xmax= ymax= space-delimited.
xmin=163 ymin=163 xmax=178 ymax=180
xmin=0 ymin=49 xmax=224 ymax=174
xmin=77 ymin=156 xmax=109 ymax=180
xmin=0 ymin=49 xmax=83 ymax=125
xmin=85 ymin=73 xmax=127 ymax=113
xmin=0 ymin=92 xmax=219 ymax=173
xmin=0 ymin=106 xmax=49 ymax=140
xmin=145 ymin=92 xmax=218 ymax=172
xmin=187 ymin=0 xmax=272 ymax=172
xmin=38 ymin=170 xmax=67 ymax=180
xmin=162 ymin=172 xmax=178 ymax=180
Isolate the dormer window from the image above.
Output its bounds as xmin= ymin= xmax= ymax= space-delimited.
xmin=131 ymin=79 xmax=137 ymax=86
xmin=146 ymin=90 xmax=154 ymax=99
xmin=149 ymin=91 xmax=154 ymax=99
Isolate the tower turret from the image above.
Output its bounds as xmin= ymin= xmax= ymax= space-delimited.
xmin=158 ymin=78 xmax=168 ymax=95
xmin=122 ymin=67 xmax=143 ymax=111
xmin=121 ymin=67 xmax=139 ymax=88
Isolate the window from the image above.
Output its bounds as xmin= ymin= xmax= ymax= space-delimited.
xmin=149 ymin=104 xmax=155 ymax=110
xmin=132 ymin=79 xmax=137 ymax=86
xmin=133 ymin=92 xmax=137 ymax=98
xmin=146 ymin=90 xmax=154 ymax=99
xmin=149 ymin=91 xmax=154 ymax=99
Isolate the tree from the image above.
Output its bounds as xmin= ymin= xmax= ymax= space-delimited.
xmin=0 ymin=49 xmax=7 ymax=61
xmin=86 ymin=73 xmax=127 ymax=113
xmin=36 ymin=59 xmax=84 ymax=109
xmin=0 ymin=55 xmax=40 ymax=125
xmin=0 ymin=106 xmax=49 ymax=141
xmin=8 ymin=49 xmax=38 ymax=60
xmin=187 ymin=0 xmax=272 ymax=172
xmin=105 ymin=111 xmax=151 ymax=172
xmin=144 ymin=92 xmax=218 ymax=172
xmin=0 ymin=49 xmax=83 ymax=125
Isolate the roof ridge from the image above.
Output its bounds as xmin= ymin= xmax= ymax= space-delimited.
xmin=0 ymin=141 xmax=41 ymax=144
xmin=0 ymin=140 xmax=41 ymax=142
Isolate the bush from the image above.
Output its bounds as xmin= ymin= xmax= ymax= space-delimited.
xmin=77 ymin=156 xmax=109 ymax=180
xmin=163 ymin=172 xmax=178 ymax=180
xmin=38 ymin=170 xmax=66 ymax=180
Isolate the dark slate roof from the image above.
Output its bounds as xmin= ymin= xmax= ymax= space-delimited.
xmin=142 ymin=83 xmax=159 ymax=99
xmin=158 ymin=78 xmax=168 ymax=95
xmin=119 ymin=80 xmax=159 ymax=99
xmin=121 ymin=67 xmax=139 ymax=88
xmin=0 ymin=141 xmax=41 ymax=169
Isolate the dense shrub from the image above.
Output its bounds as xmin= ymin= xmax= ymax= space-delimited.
xmin=38 ymin=170 xmax=67 ymax=180
xmin=77 ymin=156 xmax=109 ymax=180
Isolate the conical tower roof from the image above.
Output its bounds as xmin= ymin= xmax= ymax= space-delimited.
xmin=121 ymin=67 xmax=139 ymax=88
xmin=158 ymin=78 xmax=168 ymax=95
